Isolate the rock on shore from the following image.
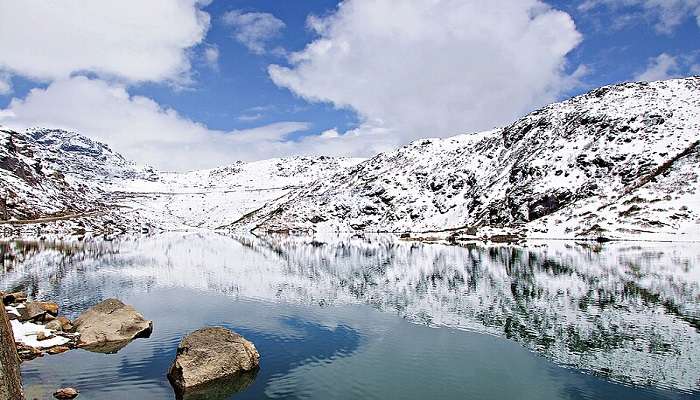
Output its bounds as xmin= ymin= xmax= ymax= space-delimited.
xmin=53 ymin=387 xmax=79 ymax=399
xmin=73 ymin=299 xmax=153 ymax=353
xmin=168 ymin=327 xmax=259 ymax=395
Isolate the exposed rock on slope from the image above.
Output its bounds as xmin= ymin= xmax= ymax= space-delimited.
xmin=232 ymin=77 xmax=700 ymax=240
xmin=1 ymin=128 xmax=110 ymax=220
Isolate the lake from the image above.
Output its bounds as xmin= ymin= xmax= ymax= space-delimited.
xmin=1 ymin=233 xmax=699 ymax=399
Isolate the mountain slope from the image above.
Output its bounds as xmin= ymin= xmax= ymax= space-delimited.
xmin=108 ymin=156 xmax=363 ymax=230
xmin=1 ymin=128 xmax=134 ymax=220
xmin=0 ymin=127 xmax=363 ymax=233
xmin=231 ymin=77 xmax=700 ymax=240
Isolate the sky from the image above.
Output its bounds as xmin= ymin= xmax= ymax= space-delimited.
xmin=0 ymin=0 xmax=698 ymax=171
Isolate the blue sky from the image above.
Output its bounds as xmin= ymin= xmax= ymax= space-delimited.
xmin=0 ymin=0 xmax=698 ymax=170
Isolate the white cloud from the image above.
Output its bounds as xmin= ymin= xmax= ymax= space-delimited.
xmin=579 ymin=0 xmax=700 ymax=33
xmin=0 ymin=0 xmax=211 ymax=84
xmin=222 ymin=10 xmax=286 ymax=54
xmin=268 ymin=0 xmax=583 ymax=147
xmin=203 ymin=45 xmax=220 ymax=70
xmin=0 ymin=72 xmax=11 ymax=95
xmin=634 ymin=53 xmax=681 ymax=81
xmin=633 ymin=52 xmax=700 ymax=82
xmin=238 ymin=113 xmax=264 ymax=122
xmin=0 ymin=76 xmax=315 ymax=171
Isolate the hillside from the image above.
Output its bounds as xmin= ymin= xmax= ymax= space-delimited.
xmin=0 ymin=128 xmax=148 ymax=221
xmin=0 ymin=127 xmax=362 ymax=234
xmin=107 ymin=156 xmax=363 ymax=230
xmin=231 ymin=77 xmax=700 ymax=240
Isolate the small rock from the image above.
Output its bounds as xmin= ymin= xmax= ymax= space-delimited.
xmin=168 ymin=327 xmax=260 ymax=394
xmin=17 ymin=302 xmax=47 ymax=322
xmin=51 ymin=316 xmax=74 ymax=332
xmin=45 ymin=319 xmax=63 ymax=332
xmin=2 ymin=291 xmax=27 ymax=305
xmin=36 ymin=331 xmax=54 ymax=341
xmin=73 ymin=299 xmax=153 ymax=353
xmin=36 ymin=301 xmax=60 ymax=315
xmin=16 ymin=343 xmax=43 ymax=361
xmin=53 ymin=387 xmax=79 ymax=399
xmin=47 ymin=346 xmax=71 ymax=355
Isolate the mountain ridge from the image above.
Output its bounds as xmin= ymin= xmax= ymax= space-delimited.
xmin=2 ymin=77 xmax=700 ymax=240
xmin=230 ymin=77 xmax=700 ymax=240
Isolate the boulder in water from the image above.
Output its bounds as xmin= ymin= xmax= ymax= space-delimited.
xmin=168 ymin=327 xmax=259 ymax=396
xmin=53 ymin=387 xmax=79 ymax=399
xmin=73 ymin=299 xmax=152 ymax=353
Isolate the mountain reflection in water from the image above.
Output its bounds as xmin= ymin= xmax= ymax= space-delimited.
xmin=1 ymin=233 xmax=699 ymax=393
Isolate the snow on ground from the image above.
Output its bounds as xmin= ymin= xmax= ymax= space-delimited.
xmin=104 ymin=157 xmax=364 ymax=230
xmin=10 ymin=319 xmax=70 ymax=349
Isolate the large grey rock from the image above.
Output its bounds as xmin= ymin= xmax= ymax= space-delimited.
xmin=168 ymin=327 xmax=260 ymax=396
xmin=73 ymin=299 xmax=152 ymax=353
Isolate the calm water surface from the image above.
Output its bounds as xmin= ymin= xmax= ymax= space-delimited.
xmin=1 ymin=233 xmax=699 ymax=399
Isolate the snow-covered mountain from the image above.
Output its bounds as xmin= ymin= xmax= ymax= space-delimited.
xmin=107 ymin=156 xmax=363 ymax=230
xmin=2 ymin=77 xmax=700 ymax=239
xmin=232 ymin=77 xmax=700 ymax=240
xmin=0 ymin=127 xmax=361 ymax=233
xmin=0 ymin=128 xmax=151 ymax=221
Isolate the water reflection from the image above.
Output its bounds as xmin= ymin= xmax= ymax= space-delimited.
xmin=175 ymin=369 xmax=258 ymax=400
xmin=1 ymin=233 xmax=699 ymax=393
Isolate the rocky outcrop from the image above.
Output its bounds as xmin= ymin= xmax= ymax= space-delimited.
xmin=73 ymin=299 xmax=152 ymax=353
xmin=0 ymin=196 xmax=7 ymax=221
xmin=168 ymin=327 xmax=259 ymax=396
xmin=2 ymin=292 xmax=27 ymax=305
xmin=4 ymin=293 xmax=79 ymax=360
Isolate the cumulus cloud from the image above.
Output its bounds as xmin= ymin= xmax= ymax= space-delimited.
xmin=0 ymin=77 xmax=315 ymax=171
xmin=579 ymin=0 xmax=700 ymax=33
xmin=0 ymin=0 xmax=211 ymax=83
xmin=269 ymin=0 xmax=583 ymax=147
xmin=634 ymin=53 xmax=681 ymax=81
xmin=222 ymin=10 xmax=286 ymax=54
